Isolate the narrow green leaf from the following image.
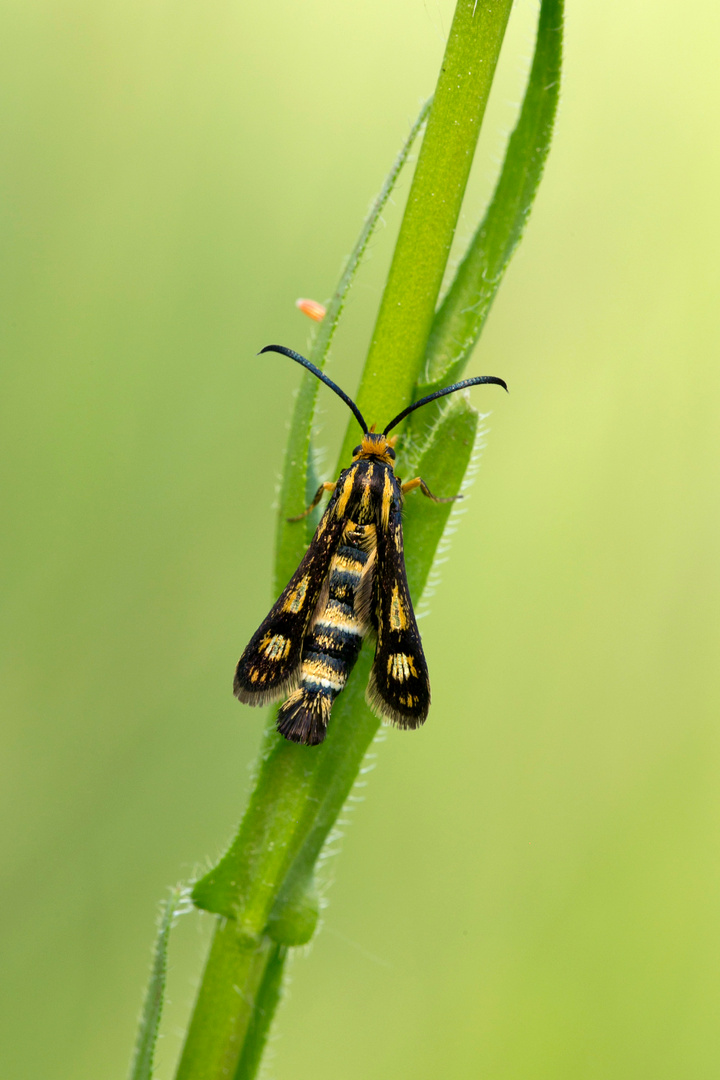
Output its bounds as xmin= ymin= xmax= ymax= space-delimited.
xmin=401 ymin=396 xmax=482 ymax=594
xmin=273 ymin=97 xmax=432 ymax=594
xmin=128 ymin=886 xmax=183 ymax=1080
xmin=420 ymin=0 xmax=564 ymax=393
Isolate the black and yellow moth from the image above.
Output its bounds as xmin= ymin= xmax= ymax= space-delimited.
xmin=234 ymin=345 xmax=507 ymax=746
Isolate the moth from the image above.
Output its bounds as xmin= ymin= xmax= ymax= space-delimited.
xmin=234 ymin=345 xmax=506 ymax=746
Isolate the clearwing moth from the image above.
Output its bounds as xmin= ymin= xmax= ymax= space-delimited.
xmin=234 ymin=345 xmax=507 ymax=746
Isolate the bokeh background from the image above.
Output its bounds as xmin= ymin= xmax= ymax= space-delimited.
xmin=2 ymin=1 xmax=719 ymax=1077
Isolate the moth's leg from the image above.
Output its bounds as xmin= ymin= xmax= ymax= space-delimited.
xmin=401 ymin=477 xmax=462 ymax=504
xmin=287 ymin=482 xmax=336 ymax=522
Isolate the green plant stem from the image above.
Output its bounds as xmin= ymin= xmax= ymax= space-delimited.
xmin=175 ymin=4 xmax=522 ymax=1077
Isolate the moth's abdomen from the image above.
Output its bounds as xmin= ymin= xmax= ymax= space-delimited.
xmin=277 ymin=543 xmax=369 ymax=745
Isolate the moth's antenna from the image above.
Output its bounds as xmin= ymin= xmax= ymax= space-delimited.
xmin=383 ymin=375 xmax=508 ymax=435
xmin=260 ymin=345 xmax=369 ymax=435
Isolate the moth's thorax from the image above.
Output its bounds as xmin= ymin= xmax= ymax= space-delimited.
xmin=332 ymin=456 xmax=401 ymax=527
xmin=351 ymin=430 xmax=398 ymax=466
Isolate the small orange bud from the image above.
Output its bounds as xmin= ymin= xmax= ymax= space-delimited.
xmin=295 ymin=298 xmax=327 ymax=322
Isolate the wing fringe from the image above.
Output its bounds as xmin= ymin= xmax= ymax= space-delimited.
xmin=233 ymin=670 xmax=300 ymax=708
xmin=365 ymin=669 xmax=429 ymax=728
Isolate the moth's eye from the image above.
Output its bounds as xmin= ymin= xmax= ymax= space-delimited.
xmin=386 ymin=446 xmax=396 ymax=460
xmin=352 ymin=445 xmax=362 ymax=456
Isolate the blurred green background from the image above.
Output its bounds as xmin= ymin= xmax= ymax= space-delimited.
xmin=2 ymin=1 xmax=719 ymax=1077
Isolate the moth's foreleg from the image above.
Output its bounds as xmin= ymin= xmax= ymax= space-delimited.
xmin=401 ymin=477 xmax=462 ymax=504
xmin=287 ymin=481 xmax=336 ymax=522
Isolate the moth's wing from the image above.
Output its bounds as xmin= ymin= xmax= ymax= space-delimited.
xmin=234 ymin=511 xmax=346 ymax=706
xmin=366 ymin=503 xmax=430 ymax=727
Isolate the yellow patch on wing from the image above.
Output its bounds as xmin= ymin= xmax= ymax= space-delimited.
xmin=386 ymin=653 xmax=418 ymax=682
xmin=381 ymin=470 xmax=393 ymax=531
xmin=334 ymin=472 xmax=355 ymax=519
xmin=389 ymin=586 xmax=408 ymax=631
xmin=259 ymin=632 xmax=292 ymax=660
xmin=283 ymin=575 xmax=309 ymax=613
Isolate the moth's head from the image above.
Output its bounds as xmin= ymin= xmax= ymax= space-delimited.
xmin=352 ymin=427 xmax=398 ymax=465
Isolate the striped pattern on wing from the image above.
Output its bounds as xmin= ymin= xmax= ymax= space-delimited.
xmin=234 ymin=511 xmax=346 ymax=707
